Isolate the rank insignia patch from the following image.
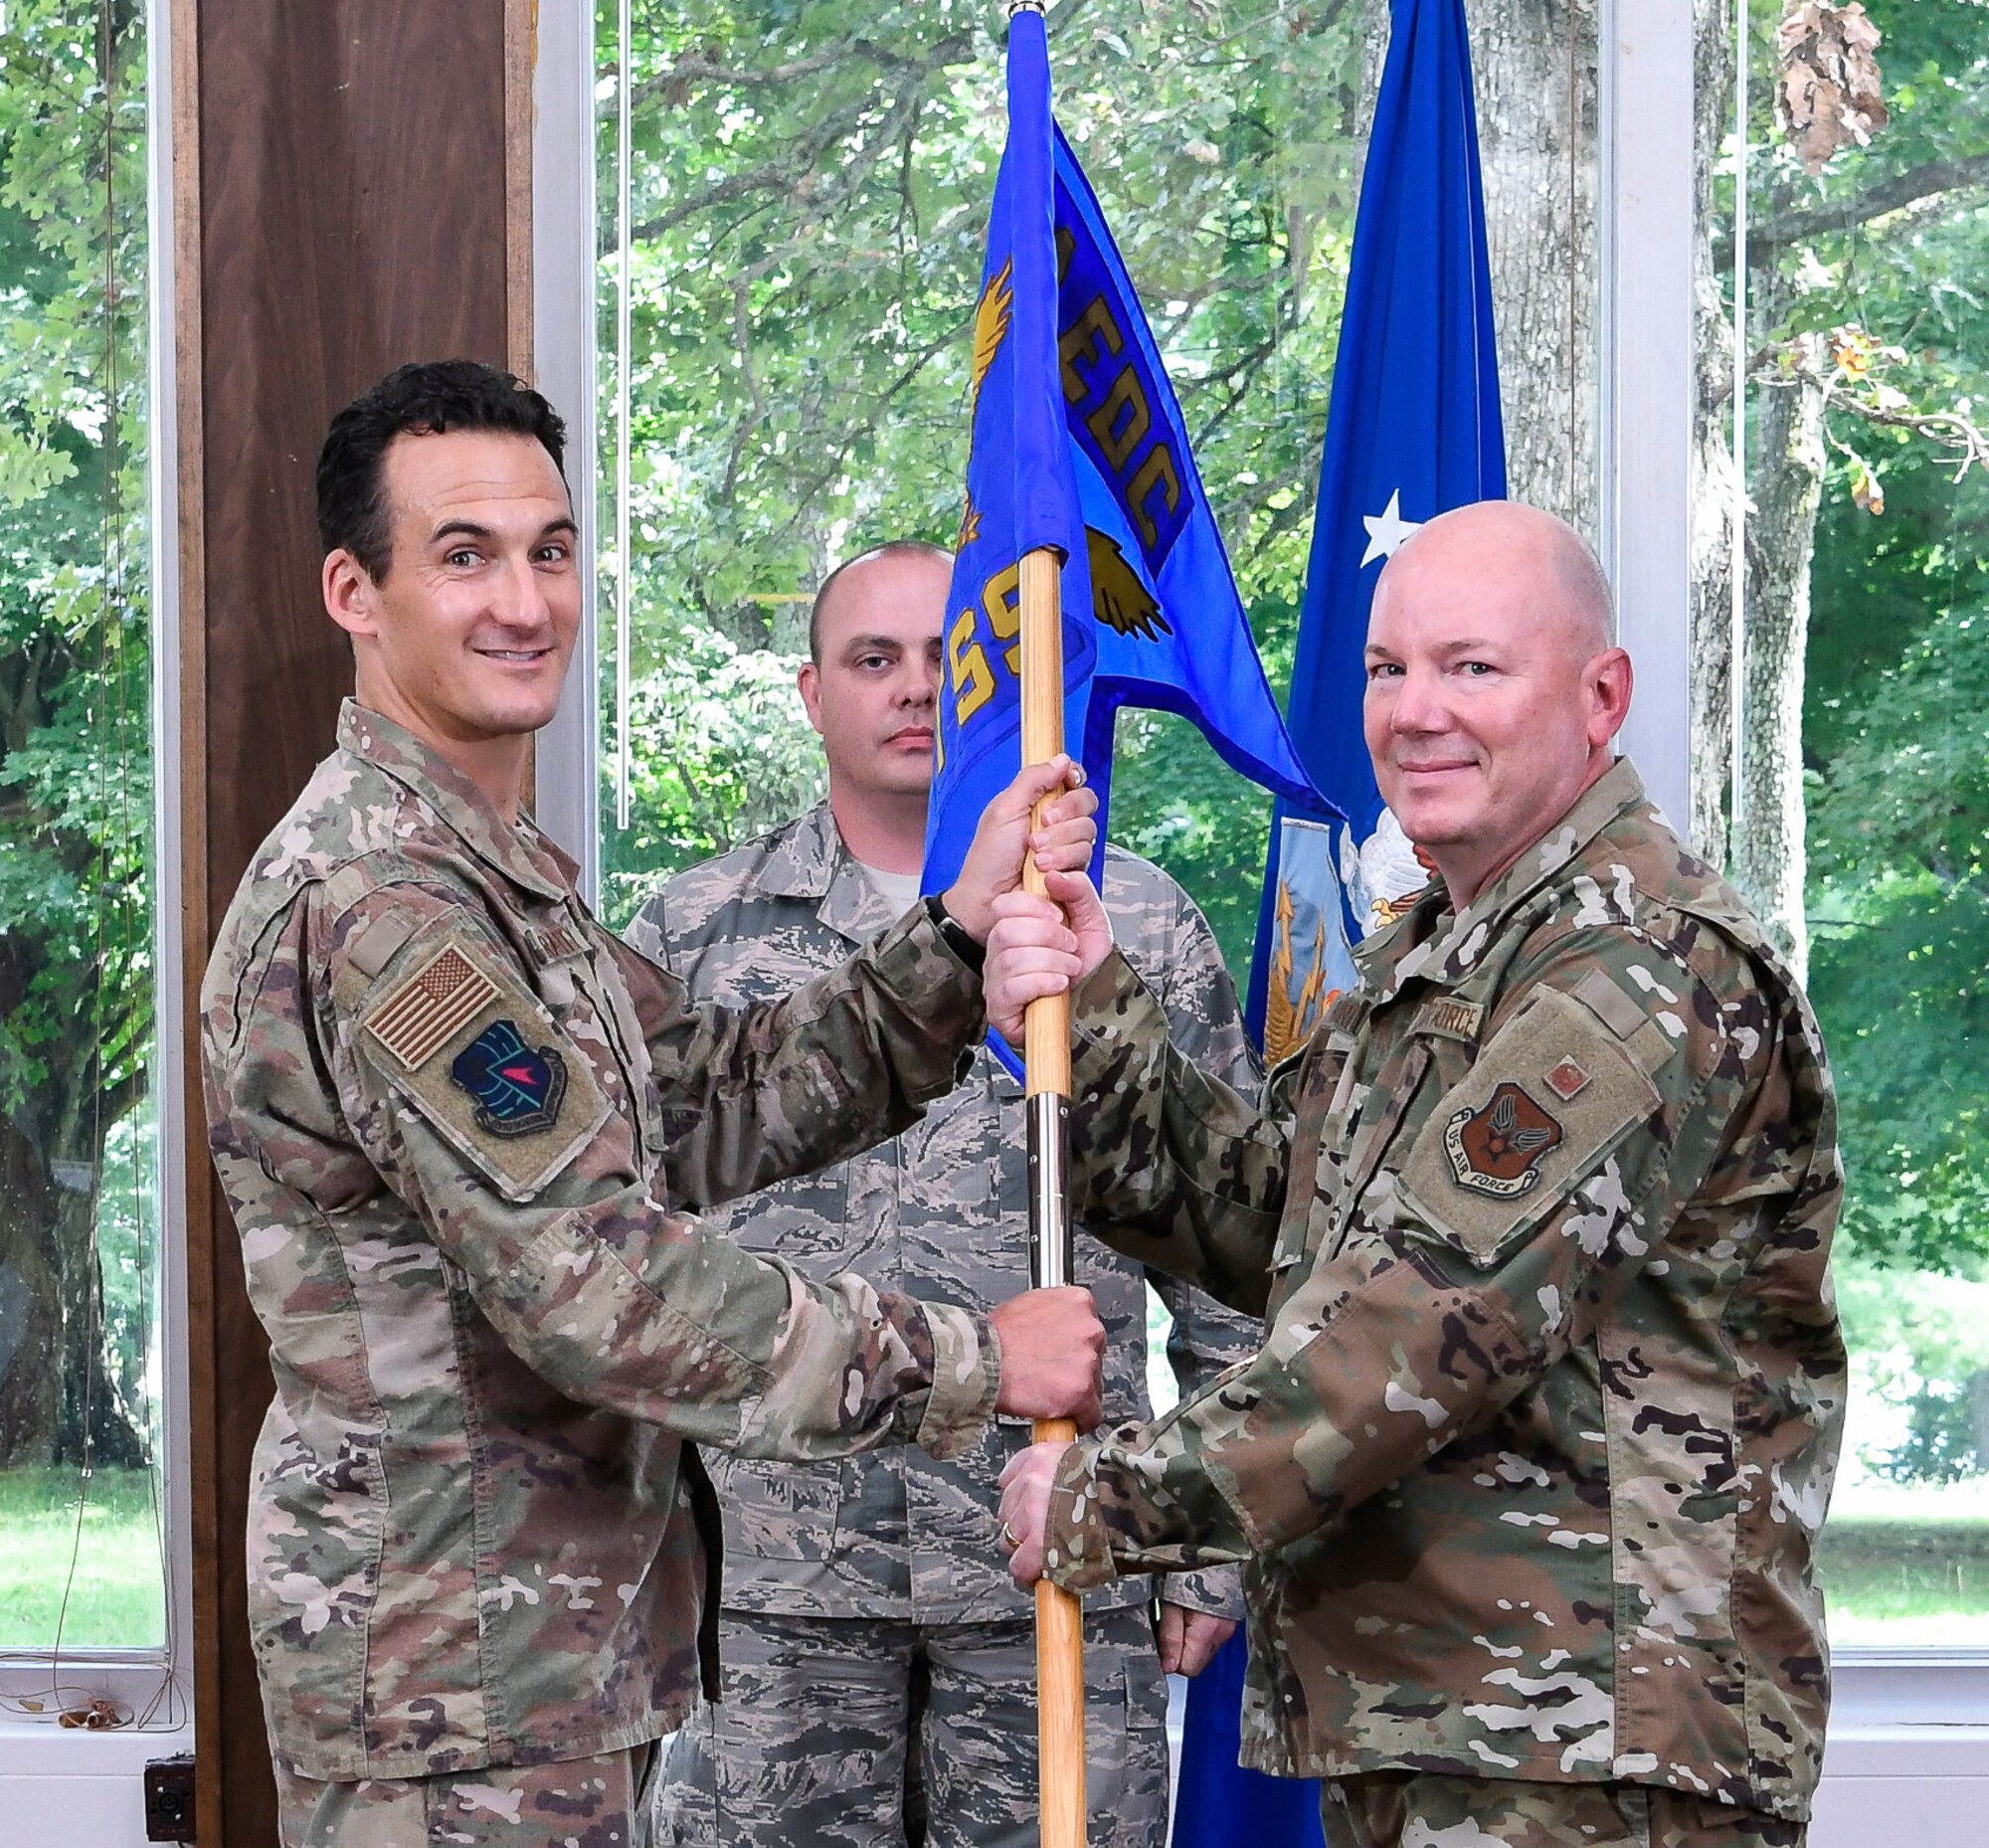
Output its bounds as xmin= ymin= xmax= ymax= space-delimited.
xmin=1544 ymin=1057 xmax=1592 ymax=1101
xmin=1443 ymin=1081 xmax=1563 ymax=1198
xmin=450 ymin=1019 xmax=568 ymax=1137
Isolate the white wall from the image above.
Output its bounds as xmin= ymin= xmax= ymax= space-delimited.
xmin=0 ymin=1721 xmax=192 ymax=1846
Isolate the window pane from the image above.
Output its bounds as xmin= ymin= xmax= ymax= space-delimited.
xmin=0 ymin=1 xmax=164 ymax=1654
xmin=1703 ymin=3 xmax=1989 ymax=1646
xmin=594 ymin=2 xmax=1599 ymax=964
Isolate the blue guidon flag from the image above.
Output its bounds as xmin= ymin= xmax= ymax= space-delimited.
xmin=1242 ymin=0 xmax=1507 ymax=1070
xmin=452 ymin=1020 xmax=569 ymax=1138
xmin=920 ymin=5 xmax=1325 ymax=922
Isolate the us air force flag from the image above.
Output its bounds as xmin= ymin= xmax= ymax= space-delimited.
xmin=1242 ymin=0 xmax=1507 ymax=1065
xmin=920 ymin=6 xmax=1322 ymax=911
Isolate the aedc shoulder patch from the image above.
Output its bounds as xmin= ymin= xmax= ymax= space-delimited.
xmin=357 ymin=924 xmax=612 ymax=1202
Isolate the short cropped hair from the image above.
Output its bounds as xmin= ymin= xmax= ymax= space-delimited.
xmin=317 ymin=359 xmax=568 ymax=584
xmin=809 ymin=539 xmax=955 ymax=662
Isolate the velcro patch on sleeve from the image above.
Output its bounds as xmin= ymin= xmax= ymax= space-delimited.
xmin=357 ymin=925 xmax=613 ymax=1203
xmin=1396 ymin=986 xmax=1662 ymax=1266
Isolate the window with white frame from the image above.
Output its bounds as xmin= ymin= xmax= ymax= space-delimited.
xmin=0 ymin=0 xmax=179 ymax=1732
xmin=1701 ymin=1 xmax=1989 ymax=1655
xmin=551 ymin=0 xmax=1989 ymax=1759
xmin=586 ymin=0 xmax=1600 ymax=973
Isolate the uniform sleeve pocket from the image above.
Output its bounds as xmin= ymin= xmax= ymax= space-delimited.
xmin=1267 ymin=1027 xmax=1355 ymax=1277
xmin=1395 ymin=985 xmax=1661 ymax=1267
xmin=354 ymin=920 xmax=615 ymax=1203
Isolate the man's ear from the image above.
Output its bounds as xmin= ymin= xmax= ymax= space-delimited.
xmin=1587 ymin=646 xmax=1634 ymax=749
xmin=797 ymin=659 xmax=826 ymax=738
xmin=323 ymin=548 xmax=379 ymax=640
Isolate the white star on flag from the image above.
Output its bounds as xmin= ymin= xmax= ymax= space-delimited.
xmin=1359 ymin=489 xmax=1422 ymax=568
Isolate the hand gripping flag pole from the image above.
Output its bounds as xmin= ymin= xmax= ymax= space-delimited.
xmin=1018 ymin=541 xmax=1086 ymax=1848
xmin=922 ymin=6 xmax=1332 ymax=1831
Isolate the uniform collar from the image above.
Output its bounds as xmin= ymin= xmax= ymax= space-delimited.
xmin=1357 ymin=757 xmax=1650 ymax=1003
xmin=336 ymin=699 xmax=570 ymax=902
xmin=728 ymin=799 xmax=898 ymax=946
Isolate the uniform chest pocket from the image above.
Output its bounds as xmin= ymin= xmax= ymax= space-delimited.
xmin=546 ymin=942 xmax=659 ymax=1157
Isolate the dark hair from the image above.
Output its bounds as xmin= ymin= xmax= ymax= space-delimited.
xmin=809 ymin=539 xmax=955 ymax=662
xmin=316 ymin=359 xmax=568 ymax=584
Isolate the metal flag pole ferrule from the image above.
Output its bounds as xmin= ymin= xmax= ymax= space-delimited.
xmin=1027 ymin=1091 xmax=1072 ymax=1290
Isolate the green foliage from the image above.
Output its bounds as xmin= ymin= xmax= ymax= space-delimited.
xmin=0 ymin=0 xmax=156 ymax=1469
xmin=0 ymin=0 xmax=153 ymax=1119
xmin=1806 ymin=578 xmax=1989 ymax=1265
xmin=1741 ymin=4 xmax=1989 ymax=1276
xmin=1835 ymin=1253 xmax=1989 ymax=1482
xmin=597 ymin=636 xmax=826 ymax=930
xmin=599 ymin=0 xmax=1363 ymax=916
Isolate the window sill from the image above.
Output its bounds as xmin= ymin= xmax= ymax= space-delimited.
xmin=0 ymin=1715 xmax=190 ymax=1774
xmin=0 ymin=1654 xmax=189 ymax=1767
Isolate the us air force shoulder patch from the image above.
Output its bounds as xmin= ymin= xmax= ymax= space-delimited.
xmin=1442 ymin=1081 xmax=1563 ymax=1198
xmin=357 ymin=924 xmax=612 ymax=1202
xmin=1398 ymin=986 xmax=1662 ymax=1265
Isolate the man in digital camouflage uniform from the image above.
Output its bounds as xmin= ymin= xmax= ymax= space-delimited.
xmin=991 ymin=501 xmax=1845 ymax=1848
xmin=200 ymin=361 xmax=1110 ymax=1848
xmin=627 ymin=542 xmax=1263 ymax=1848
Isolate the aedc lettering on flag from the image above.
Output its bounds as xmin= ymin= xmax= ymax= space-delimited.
xmin=921 ymin=6 xmax=1325 ymax=910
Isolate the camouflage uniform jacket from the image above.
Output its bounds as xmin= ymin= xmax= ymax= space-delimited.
xmin=201 ymin=703 xmax=1001 ymax=1782
xmin=1037 ymin=759 xmax=1845 ymax=1822
xmin=627 ymin=807 xmax=1260 ymax=1624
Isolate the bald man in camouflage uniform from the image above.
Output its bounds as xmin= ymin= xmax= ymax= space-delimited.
xmin=630 ymin=542 xmax=1261 ymax=1848
xmin=202 ymin=364 xmax=1107 ymax=1848
xmin=994 ymin=503 xmax=1845 ymax=1848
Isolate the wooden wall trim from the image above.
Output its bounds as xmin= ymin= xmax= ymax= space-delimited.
xmin=169 ymin=1 xmax=222 ymax=1836
xmin=507 ymin=0 xmax=537 ymax=383
xmin=179 ymin=6 xmax=525 ymax=1841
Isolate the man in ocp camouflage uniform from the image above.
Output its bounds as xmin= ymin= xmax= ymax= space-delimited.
xmin=993 ymin=502 xmax=1845 ymax=1848
xmin=629 ymin=541 xmax=1262 ymax=1848
xmin=200 ymin=362 xmax=1110 ymax=1848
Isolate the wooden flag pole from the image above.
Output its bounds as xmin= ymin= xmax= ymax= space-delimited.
xmin=1017 ymin=542 xmax=1086 ymax=1848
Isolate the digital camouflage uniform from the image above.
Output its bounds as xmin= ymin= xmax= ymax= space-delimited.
xmin=202 ymin=704 xmax=1003 ymax=1847
xmin=1034 ymin=760 xmax=1844 ymax=1841
xmin=626 ymin=810 xmax=1262 ymax=1848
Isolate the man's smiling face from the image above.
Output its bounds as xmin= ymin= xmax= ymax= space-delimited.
xmin=1361 ymin=502 xmax=1630 ymax=907
xmin=331 ymin=428 xmax=581 ymax=755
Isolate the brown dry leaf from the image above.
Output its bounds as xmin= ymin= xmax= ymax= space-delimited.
xmin=1777 ymin=1 xmax=1889 ymax=175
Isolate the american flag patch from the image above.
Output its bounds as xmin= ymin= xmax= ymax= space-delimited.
xmin=365 ymin=942 xmax=499 ymax=1069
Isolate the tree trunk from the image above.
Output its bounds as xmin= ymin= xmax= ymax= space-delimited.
xmin=1689 ymin=0 xmax=1740 ymax=866
xmin=0 ymin=925 xmax=150 ymax=1470
xmin=1685 ymin=6 xmax=1823 ymax=977
xmin=1732 ymin=256 xmax=1822 ymax=981
xmin=0 ymin=1117 xmax=149 ymax=1471
xmin=1357 ymin=0 xmax=1599 ymax=539
xmin=1466 ymin=0 xmax=1601 ymax=542
xmin=0 ymin=1151 xmax=64 ymax=1468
